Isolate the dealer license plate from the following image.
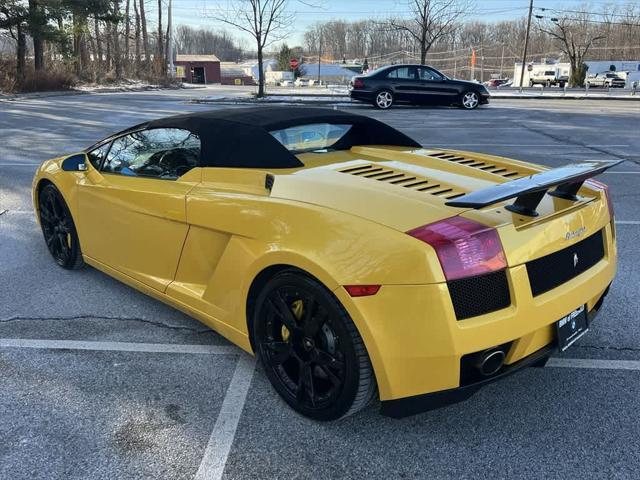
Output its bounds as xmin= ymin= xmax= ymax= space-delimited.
xmin=556 ymin=305 xmax=588 ymax=352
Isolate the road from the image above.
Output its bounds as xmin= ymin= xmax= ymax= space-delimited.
xmin=1 ymin=89 xmax=640 ymax=480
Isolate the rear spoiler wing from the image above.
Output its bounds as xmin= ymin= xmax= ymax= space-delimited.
xmin=445 ymin=160 xmax=623 ymax=217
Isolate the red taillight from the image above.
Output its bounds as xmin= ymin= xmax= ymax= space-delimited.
xmin=344 ymin=285 xmax=381 ymax=297
xmin=586 ymin=179 xmax=614 ymax=221
xmin=407 ymin=216 xmax=507 ymax=281
xmin=353 ymin=78 xmax=365 ymax=89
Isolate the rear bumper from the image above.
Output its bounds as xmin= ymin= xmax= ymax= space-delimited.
xmin=379 ymin=288 xmax=609 ymax=418
xmin=349 ymin=90 xmax=373 ymax=102
xmin=333 ymin=218 xmax=617 ymax=412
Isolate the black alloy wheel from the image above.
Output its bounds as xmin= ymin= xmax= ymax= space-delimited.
xmin=38 ymin=184 xmax=84 ymax=270
xmin=253 ymin=271 xmax=376 ymax=420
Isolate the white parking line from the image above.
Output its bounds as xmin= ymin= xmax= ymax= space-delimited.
xmin=0 ymin=338 xmax=239 ymax=355
xmin=616 ymin=221 xmax=640 ymax=225
xmin=0 ymin=163 xmax=40 ymax=166
xmin=548 ymin=357 xmax=640 ymax=371
xmin=195 ymin=354 xmax=256 ymax=480
xmin=431 ymin=144 xmax=630 ymax=148
xmin=603 ymin=171 xmax=640 ymax=174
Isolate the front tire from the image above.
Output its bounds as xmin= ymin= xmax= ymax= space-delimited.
xmin=460 ymin=91 xmax=480 ymax=109
xmin=38 ymin=184 xmax=84 ymax=270
xmin=373 ymin=89 xmax=394 ymax=109
xmin=253 ymin=270 xmax=376 ymax=421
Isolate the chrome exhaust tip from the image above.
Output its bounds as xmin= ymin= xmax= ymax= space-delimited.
xmin=476 ymin=349 xmax=506 ymax=376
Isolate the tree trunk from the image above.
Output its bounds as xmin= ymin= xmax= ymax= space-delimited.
xmin=94 ymin=17 xmax=103 ymax=72
xmin=16 ymin=22 xmax=27 ymax=89
xmin=157 ymin=0 xmax=164 ymax=76
xmin=133 ymin=0 xmax=141 ymax=73
xmin=113 ymin=0 xmax=122 ymax=79
xmin=139 ymin=0 xmax=149 ymax=67
xmin=106 ymin=20 xmax=112 ymax=71
xmin=73 ymin=13 xmax=82 ymax=76
xmin=29 ymin=0 xmax=44 ymax=70
xmin=257 ymin=44 xmax=265 ymax=97
xmin=124 ymin=0 xmax=131 ymax=70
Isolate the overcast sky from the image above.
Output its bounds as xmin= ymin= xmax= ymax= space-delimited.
xmin=161 ymin=0 xmax=623 ymax=47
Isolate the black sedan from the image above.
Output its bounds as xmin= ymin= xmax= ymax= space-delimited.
xmin=349 ymin=64 xmax=490 ymax=110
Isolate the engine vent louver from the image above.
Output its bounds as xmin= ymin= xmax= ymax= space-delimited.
xmin=429 ymin=151 xmax=522 ymax=179
xmin=338 ymin=164 xmax=465 ymax=200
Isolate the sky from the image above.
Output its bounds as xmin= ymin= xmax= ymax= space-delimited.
xmin=160 ymin=0 xmax=626 ymax=47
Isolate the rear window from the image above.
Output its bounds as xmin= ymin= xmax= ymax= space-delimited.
xmin=544 ymin=71 xmax=556 ymax=76
xmin=270 ymin=123 xmax=352 ymax=154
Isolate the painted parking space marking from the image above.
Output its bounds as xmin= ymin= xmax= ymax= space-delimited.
xmin=615 ymin=221 xmax=640 ymax=225
xmin=430 ymin=144 xmax=630 ymax=148
xmin=548 ymin=357 xmax=640 ymax=371
xmin=195 ymin=354 xmax=256 ymax=480
xmin=0 ymin=338 xmax=239 ymax=355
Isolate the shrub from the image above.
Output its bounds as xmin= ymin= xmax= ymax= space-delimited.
xmin=19 ymin=66 xmax=77 ymax=92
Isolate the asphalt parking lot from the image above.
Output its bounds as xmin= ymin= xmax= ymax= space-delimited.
xmin=1 ymin=90 xmax=639 ymax=479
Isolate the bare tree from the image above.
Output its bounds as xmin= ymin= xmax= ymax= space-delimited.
xmin=207 ymin=0 xmax=294 ymax=97
xmin=156 ymin=0 xmax=164 ymax=76
xmin=388 ymin=0 xmax=469 ymax=64
xmin=538 ymin=14 xmax=606 ymax=87
xmin=138 ymin=0 xmax=149 ymax=66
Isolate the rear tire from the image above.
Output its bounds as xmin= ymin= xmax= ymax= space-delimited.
xmin=38 ymin=184 xmax=84 ymax=270
xmin=373 ymin=89 xmax=394 ymax=109
xmin=253 ymin=270 xmax=377 ymax=421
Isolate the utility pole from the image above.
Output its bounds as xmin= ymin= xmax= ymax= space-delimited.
xmin=519 ymin=0 xmax=534 ymax=92
xmin=500 ymin=44 xmax=505 ymax=77
xmin=317 ymin=34 xmax=322 ymax=84
xmin=480 ymin=41 xmax=484 ymax=83
xmin=168 ymin=0 xmax=174 ymax=77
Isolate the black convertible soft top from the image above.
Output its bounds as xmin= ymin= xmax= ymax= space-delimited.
xmin=112 ymin=107 xmax=421 ymax=169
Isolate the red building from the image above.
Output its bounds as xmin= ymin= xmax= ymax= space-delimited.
xmin=175 ymin=54 xmax=221 ymax=84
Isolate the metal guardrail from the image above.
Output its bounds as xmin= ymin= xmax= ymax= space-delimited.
xmin=495 ymin=84 xmax=638 ymax=97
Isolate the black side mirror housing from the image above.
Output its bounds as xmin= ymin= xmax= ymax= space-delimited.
xmin=61 ymin=153 xmax=88 ymax=172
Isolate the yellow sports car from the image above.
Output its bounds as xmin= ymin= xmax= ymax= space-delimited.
xmin=32 ymin=107 xmax=619 ymax=420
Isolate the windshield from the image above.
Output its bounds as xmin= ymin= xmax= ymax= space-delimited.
xmin=270 ymin=123 xmax=353 ymax=154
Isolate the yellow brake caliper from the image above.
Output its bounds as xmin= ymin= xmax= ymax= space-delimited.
xmin=282 ymin=299 xmax=304 ymax=341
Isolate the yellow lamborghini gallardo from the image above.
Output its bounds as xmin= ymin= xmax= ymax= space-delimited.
xmin=32 ymin=107 xmax=619 ymax=420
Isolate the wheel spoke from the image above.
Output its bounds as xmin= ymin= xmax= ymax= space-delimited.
xmin=299 ymin=362 xmax=316 ymax=407
xmin=263 ymin=341 xmax=293 ymax=366
xmin=316 ymin=350 xmax=344 ymax=371
xmin=301 ymin=297 xmax=325 ymax=337
xmin=318 ymin=364 xmax=341 ymax=386
xmin=266 ymin=292 xmax=299 ymax=333
xmin=39 ymin=207 xmax=54 ymax=224
xmin=56 ymin=234 xmax=69 ymax=260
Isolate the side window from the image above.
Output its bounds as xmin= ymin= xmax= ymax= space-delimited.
xmin=101 ymin=128 xmax=200 ymax=179
xmin=87 ymin=142 xmax=111 ymax=170
xmin=419 ymin=68 xmax=442 ymax=81
xmin=388 ymin=67 xmax=416 ymax=80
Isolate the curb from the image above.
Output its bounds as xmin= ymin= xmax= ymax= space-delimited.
xmin=190 ymin=97 xmax=356 ymax=106
xmin=0 ymin=84 xmax=192 ymax=101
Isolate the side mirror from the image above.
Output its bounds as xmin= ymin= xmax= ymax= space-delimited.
xmin=61 ymin=153 xmax=88 ymax=172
